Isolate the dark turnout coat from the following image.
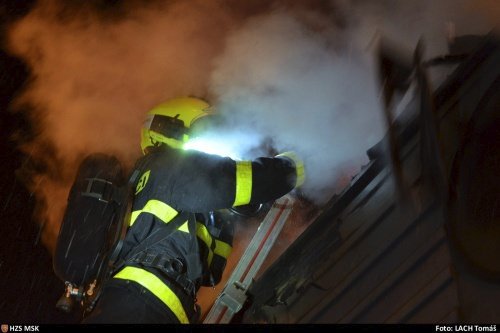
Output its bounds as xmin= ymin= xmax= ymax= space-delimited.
xmin=84 ymin=146 xmax=300 ymax=323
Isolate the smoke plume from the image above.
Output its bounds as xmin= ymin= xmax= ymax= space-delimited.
xmin=5 ymin=0 xmax=494 ymax=252
xmin=207 ymin=0 xmax=493 ymax=202
xmin=209 ymin=10 xmax=383 ymax=202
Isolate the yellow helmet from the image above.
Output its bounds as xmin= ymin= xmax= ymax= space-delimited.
xmin=140 ymin=97 xmax=213 ymax=153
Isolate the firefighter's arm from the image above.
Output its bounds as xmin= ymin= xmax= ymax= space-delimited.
xmin=170 ymin=150 xmax=304 ymax=212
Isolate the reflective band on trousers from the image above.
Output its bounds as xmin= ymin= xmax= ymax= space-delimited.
xmin=196 ymin=222 xmax=232 ymax=266
xmin=114 ymin=266 xmax=190 ymax=324
xmin=130 ymin=199 xmax=186 ymax=231
xmin=214 ymin=239 xmax=232 ymax=259
xmin=196 ymin=222 xmax=214 ymax=265
xmin=233 ymin=161 xmax=252 ymax=206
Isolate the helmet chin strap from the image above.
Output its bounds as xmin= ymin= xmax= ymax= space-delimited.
xmin=150 ymin=136 xmax=161 ymax=148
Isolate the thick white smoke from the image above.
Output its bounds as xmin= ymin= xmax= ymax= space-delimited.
xmin=209 ymin=10 xmax=383 ymax=202
xmin=206 ymin=1 xmax=493 ymax=203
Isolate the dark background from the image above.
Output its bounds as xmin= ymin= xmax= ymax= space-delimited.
xmin=0 ymin=0 xmax=80 ymax=323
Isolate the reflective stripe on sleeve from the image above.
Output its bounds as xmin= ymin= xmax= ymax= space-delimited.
xmin=233 ymin=161 xmax=252 ymax=206
xmin=114 ymin=266 xmax=189 ymax=324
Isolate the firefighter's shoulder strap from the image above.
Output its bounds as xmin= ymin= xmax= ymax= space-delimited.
xmin=111 ymin=210 xmax=193 ymax=295
xmin=85 ymin=158 xmax=192 ymax=314
xmin=107 ymin=162 xmax=146 ymax=266
xmin=115 ymin=210 xmax=190 ymax=269
xmin=111 ymin=152 xmax=191 ymax=269
xmin=110 ymin=153 xmax=197 ymax=293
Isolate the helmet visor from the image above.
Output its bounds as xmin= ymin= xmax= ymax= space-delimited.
xmin=146 ymin=114 xmax=187 ymax=141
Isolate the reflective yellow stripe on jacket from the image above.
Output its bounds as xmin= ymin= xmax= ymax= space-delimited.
xmin=114 ymin=266 xmax=189 ymax=323
xmin=233 ymin=161 xmax=252 ymax=206
xmin=130 ymin=200 xmax=188 ymax=233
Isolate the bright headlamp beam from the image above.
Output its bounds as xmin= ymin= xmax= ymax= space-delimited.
xmin=183 ymin=137 xmax=242 ymax=160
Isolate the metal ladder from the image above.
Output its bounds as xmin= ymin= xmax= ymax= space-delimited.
xmin=203 ymin=195 xmax=295 ymax=323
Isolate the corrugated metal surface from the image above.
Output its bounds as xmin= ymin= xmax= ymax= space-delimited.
xmin=283 ymin=135 xmax=457 ymax=324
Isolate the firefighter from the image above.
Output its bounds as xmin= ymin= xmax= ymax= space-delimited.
xmin=83 ymin=97 xmax=305 ymax=324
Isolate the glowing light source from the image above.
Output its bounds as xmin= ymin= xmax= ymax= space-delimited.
xmin=183 ymin=136 xmax=242 ymax=160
